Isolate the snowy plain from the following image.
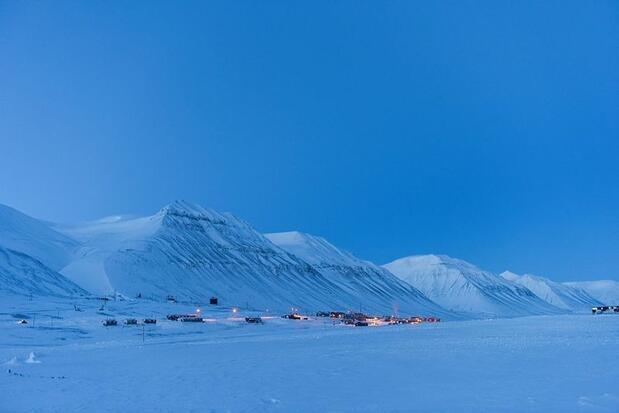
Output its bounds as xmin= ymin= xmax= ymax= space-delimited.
xmin=1 ymin=297 xmax=618 ymax=413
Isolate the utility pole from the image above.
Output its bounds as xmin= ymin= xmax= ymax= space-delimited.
xmin=142 ymin=324 xmax=145 ymax=343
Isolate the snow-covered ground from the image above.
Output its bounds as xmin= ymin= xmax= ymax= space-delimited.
xmin=1 ymin=297 xmax=618 ymax=412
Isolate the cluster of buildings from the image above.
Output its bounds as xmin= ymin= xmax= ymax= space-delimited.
xmin=592 ymin=306 xmax=619 ymax=314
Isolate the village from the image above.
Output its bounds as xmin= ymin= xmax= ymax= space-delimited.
xmin=100 ymin=294 xmax=443 ymax=330
xmin=12 ymin=293 xmax=619 ymax=334
xmin=10 ymin=293 xmax=444 ymax=333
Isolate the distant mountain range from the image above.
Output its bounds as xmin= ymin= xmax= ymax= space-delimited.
xmin=0 ymin=201 xmax=616 ymax=317
xmin=564 ymin=280 xmax=619 ymax=307
xmin=384 ymin=255 xmax=566 ymax=317
xmin=500 ymin=271 xmax=602 ymax=311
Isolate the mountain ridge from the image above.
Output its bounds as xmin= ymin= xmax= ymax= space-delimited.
xmin=265 ymin=231 xmax=449 ymax=316
xmin=500 ymin=271 xmax=601 ymax=311
xmin=384 ymin=254 xmax=565 ymax=317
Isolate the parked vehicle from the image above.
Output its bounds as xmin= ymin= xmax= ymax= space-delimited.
xmin=143 ymin=318 xmax=157 ymax=324
xmin=103 ymin=319 xmax=118 ymax=326
xmin=125 ymin=318 xmax=138 ymax=325
xmin=316 ymin=311 xmax=330 ymax=317
xmin=354 ymin=321 xmax=369 ymax=327
xmin=245 ymin=317 xmax=263 ymax=324
xmin=282 ymin=313 xmax=308 ymax=320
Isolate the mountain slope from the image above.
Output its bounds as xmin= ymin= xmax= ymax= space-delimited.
xmin=265 ymin=231 xmax=448 ymax=316
xmin=0 ymin=204 xmax=77 ymax=271
xmin=501 ymin=271 xmax=601 ymax=312
xmin=384 ymin=255 xmax=564 ymax=317
xmin=56 ymin=201 xmax=394 ymax=312
xmin=564 ymin=280 xmax=619 ymax=306
xmin=0 ymin=246 xmax=88 ymax=297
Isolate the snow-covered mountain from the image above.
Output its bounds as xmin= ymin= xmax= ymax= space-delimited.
xmin=55 ymin=201 xmax=434 ymax=313
xmin=0 ymin=246 xmax=87 ymax=297
xmin=265 ymin=231 xmax=448 ymax=316
xmin=564 ymin=280 xmax=619 ymax=306
xmin=384 ymin=255 xmax=565 ymax=317
xmin=0 ymin=204 xmax=86 ymax=298
xmin=0 ymin=204 xmax=77 ymax=271
xmin=500 ymin=271 xmax=601 ymax=312
xmin=2 ymin=200 xmax=615 ymax=318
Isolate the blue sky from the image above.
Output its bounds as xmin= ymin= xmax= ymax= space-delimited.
xmin=1 ymin=1 xmax=617 ymax=281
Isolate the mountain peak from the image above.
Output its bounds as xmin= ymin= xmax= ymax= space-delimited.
xmin=265 ymin=231 xmax=353 ymax=266
xmin=500 ymin=270 xmax=521 ymax=282
xmin=265 ymin=231 xmax=323 ymax=246
xmin=388 ymin=254 xmax=482 ymax=273
xmin=157 ymin=200 xmax=248 ymax=228
xmin=159 ymin=200 xmax=210 ymax=216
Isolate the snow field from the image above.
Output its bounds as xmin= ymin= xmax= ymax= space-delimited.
xmin=1 ymin=297 xmax=618 ymax=413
